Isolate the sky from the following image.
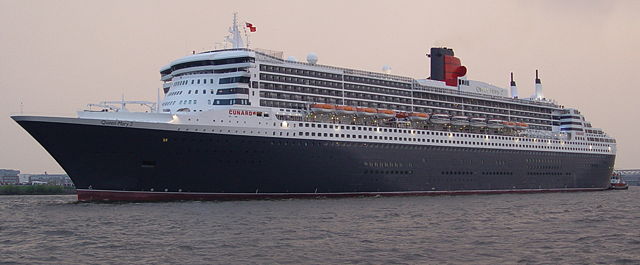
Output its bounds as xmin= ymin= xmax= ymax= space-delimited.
xmin=0 ymin=0 xmax=639 ymax=173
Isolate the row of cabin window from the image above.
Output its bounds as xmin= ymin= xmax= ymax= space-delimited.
xmin=173 ymin=78 xmax=214 ymax=86
xmin=260 ymin=100 xmax=306 ymax=110
xmin=414 ymin=91 xmax=553 ymax=115
xmin=293 ymin=132 xmax=609 ymax=152
xmin=260 ymin=82 xmax=342 ymax=97
xmin=168 ymin=88 xmax=249 ymax=97
xmin=169 ymin=57 xmax=255 ymax=72
xmin=220 ymin=76 xmax=250 ymax=84
xmin=363 ymin=161 xmax=411 ymax=168
xmin=260 ymin=93 xmax=340 ymax=106
xmin=586 ymin=137 xmax=615 ymax=144
xmin=260 ymin=73 xmax=342 ymax=89
xmin=258 ymin=138 xmax=609 ymax=158
xmin=344 ymin=83 xmax=412 ymax=97
xmin=343 ymin=75 xmax=411 ymax=90
xmin=585 ymin=129 xmax=604 ymax=134
xmin=163 ymin=98 xmax=250 ymax=106
xmin=296 ymin=122 xmax=602 ymax=146
xmin=260 ymin=64 xmax=343 ymax=81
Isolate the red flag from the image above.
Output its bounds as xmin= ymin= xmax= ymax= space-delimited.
xmin=246 ymin=22 xmax=256 ymax=32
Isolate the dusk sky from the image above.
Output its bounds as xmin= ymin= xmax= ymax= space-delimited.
xmin=1 ymin=0 xmax=638 ymax=173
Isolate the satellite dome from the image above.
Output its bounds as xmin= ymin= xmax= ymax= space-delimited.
xmin=286 ymin=56 xmax=297 ymax=62
xmin=306 ymin=53 xmax=318 ymax=64
xmin=382 ymin=65 xmax=392 ymax=74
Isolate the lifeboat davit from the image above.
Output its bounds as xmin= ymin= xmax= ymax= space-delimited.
xmin=470 ymin=117 xmax=487 ymax=127
xmin=516 ymin=122 xmax=529 ymax=130
xmin=408 ymin=112 xmax=429 ymax=121
xmin=335 ymin=105 xmax=356 ymax=115
xmin=375 ymin=109 xmax=396 ymax=118
xmin=310 ymin=103 xmax=335 ymax=113
xmin=487 ymin=119 xmax=504 ymax=129
xmin=356 ymin=107 xmax=377 ymax=116
xmin=430 ymin=114 xmax=450 ymax=124
xmin=451 ymin=116 xmax=470 ymax=126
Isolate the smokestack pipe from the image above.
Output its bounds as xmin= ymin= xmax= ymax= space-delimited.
xmin=510 ymin=72 xmax=518 ymax=98
xmin=534 ymin=70 xmax=544 ymax=100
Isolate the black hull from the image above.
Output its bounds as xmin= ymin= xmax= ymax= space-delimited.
xmin=15 ymin=118 xmax=616 ymax=201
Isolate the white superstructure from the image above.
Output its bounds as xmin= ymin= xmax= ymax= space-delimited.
xmin=76 ymin=15 xmax=616 ymax=157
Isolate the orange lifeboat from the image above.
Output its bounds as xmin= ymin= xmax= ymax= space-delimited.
xmin=375 ymin=109 xmax=396 ymax=118
xmin=335 ymin=105 xmax=356 ymax=114
xmin=516 ymin=122 xmax=529 ymax=129
xmin=396 ymin=112 xmax=409 ymax=119
xmin=356 ymin=107 xmax=377 ymax=116
xmin=310 ymin=103 xmax=336 ymax=113
xmin=502 ymin=121 xmax=517 ymax=128
xmin=408 ymin=112 xmax=429 ymax=121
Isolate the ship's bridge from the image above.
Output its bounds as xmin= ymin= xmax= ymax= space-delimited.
xmin=159 ymin=49 xmax=256 ymax=114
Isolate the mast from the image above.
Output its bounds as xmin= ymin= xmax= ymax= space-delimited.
xmin=225 ymin=13 xmax=244 ymax=48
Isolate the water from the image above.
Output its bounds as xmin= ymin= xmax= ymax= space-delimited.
xmin=1 ymin=188 xmax=639 ymax=265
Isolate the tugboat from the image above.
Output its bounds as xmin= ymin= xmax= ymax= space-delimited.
xmin=609 ymin=173 xmax=629 ymax=190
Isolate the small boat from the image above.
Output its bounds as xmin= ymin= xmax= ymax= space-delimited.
xmin=470 ymin=117 xmax=487 ymax=127
xmin=516 ymin=122 xmax=529 ymax=130
xmin=356 ymin=107 xmax=377 ymax=116
xmin=395 ymin=112 xmax=409 ymax=119
xmin=310 ymin=103 xmax=335 ymax=113
xmin=408 ymin=112 xmax=429 ymax=121
xmin=451 ymin=116 xmax=470 ymax=126
xmin=375 ymin=109 xmax=396 ymax=118
xmin=609 ymin=173 xmax=629 ymax=190
xmin=487 ymin=119 xmax=504 ymax=129
xmin=335 ymin=105 xmax=356 ymax=115
xmin=430 ymin=114 xmax=450 ymax=124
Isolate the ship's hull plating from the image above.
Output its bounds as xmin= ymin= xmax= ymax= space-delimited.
xmin=15 ymin=118 xmax=616 ymax=201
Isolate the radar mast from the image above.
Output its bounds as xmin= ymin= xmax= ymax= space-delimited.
xmin=225 ymin=13 xmax=244 ymax=49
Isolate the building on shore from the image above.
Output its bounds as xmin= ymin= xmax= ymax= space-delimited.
xmin=28 ymin=173 xmax=74 ymax=187
xmin=0 ymin=169 xmax=20 ymax=185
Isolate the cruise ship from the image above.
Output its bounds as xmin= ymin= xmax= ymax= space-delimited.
xmin=12 ymin=15 xmax=616 ymax=201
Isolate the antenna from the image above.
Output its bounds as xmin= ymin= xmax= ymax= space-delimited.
xmin=243 ymin=21 xmax=250 ymax=48
xmin=225 ymin=13 xmax=244 ymax=48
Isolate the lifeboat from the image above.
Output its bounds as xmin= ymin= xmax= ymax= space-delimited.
xmin=487 ymin=119 xmax=504 ymax=129
xmin=335 ymin=105 xmax=356 ymax=115
xmin=375 ymin=109 xmax=396 ymax=118
xmin=310 ymin=103 xmax=335 ymax=113
xmin=356 ymin=107 xmax=377 ymax=116
xmin=395 ymin=112 xmax=409 ymax=119
xmin=470 ymin=117 xmax=487 ymax=127
xmin=502 ymin=121 xmax=517 ymax=128
xmin=430 ymin=114 xmax=450 ymax=124
xmin=451 ymin=116 xmax=470 ymax=126
xmin=516 ymin=122 xmax=529 ymax=130
xmin=408 ymin=112 xmax=429 ymax=121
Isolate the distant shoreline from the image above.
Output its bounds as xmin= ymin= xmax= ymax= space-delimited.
xmin=0 ymin=185 xmax=76 ymax=195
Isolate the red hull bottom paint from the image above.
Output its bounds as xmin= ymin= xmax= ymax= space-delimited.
xmin=76 ymin=188 xmax=608 ymax=202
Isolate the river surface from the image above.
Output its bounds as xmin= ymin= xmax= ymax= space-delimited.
xmin=1 ymin=188 xmax=639 ymax=264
